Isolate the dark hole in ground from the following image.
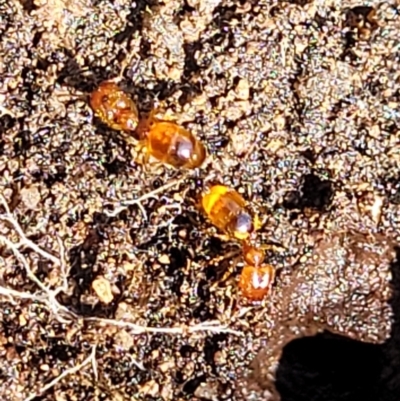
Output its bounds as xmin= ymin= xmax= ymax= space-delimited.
xmin=281 ymin=0 xmax=312 ymax=6
xmin=204 ymin=333 xmax=227 ymax=374
xmin=180 ymin=344 xmax=197 ymax=357
xmin=46 ymin=340 xmax=79 ymax=362
xmin=166 ymin=247 xmax=187 ymax=275
xmin=276 ymin=332 xmax=382 ymax=401
xmin=183 ymin=374 xmax=207 ymax=395
xmin=192 ymin=300 xmax=214 ymax=322
xmin=178 ymin=82 xmax=203 ymax=106
xmin=275 ymin=246 xmax=400 ymax=401
xmin=192 ymin=278 xmax=212 ymax=321
xmin=0 ymin=114 xmax=17 ymax=133
xmin=102 ymin=355 xmax=151 ymax=386
xmin=113 ymin=0 xmax=155 ymax=44
xmin=196 ymin=279 xmax=210 ymax=301
xmin=183 ymin=42 xmax=203 ymax=79
xmin=283 ymin=172 xmax=334 ymax=211
xmin=30 ymin=166 xmax=68 ymax=188
xmin=62 ymin=220 xmax=120 ymax=317
xmin=13 ymin=130 xmax=31 ymax=156
xmin=17 ymin=0 xmax=38 ymax=12
xmin=162 ymin=246 xmax=188 ymax=296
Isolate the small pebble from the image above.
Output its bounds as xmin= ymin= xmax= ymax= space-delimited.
xmin=92 ymin=276 xmax=114 ymax=304
xmin=158 ymin=254 xmax=171 ymax=265
xmin=20 ymin=185 xmax=41 ymax=210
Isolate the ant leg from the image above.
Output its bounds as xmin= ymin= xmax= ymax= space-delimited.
xmin=200 ymin=224 xmax=232 ymax=244
xmin=209 ymin=250 xmax=242 ymax=288
xmin=260 ymin=243 xmax=286 ymax=253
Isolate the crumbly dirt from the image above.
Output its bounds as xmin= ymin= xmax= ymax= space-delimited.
xmin=0 ymin=0 xmax=400 ymax=401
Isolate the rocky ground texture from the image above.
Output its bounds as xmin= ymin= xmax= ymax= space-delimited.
xmin=0 ymin=0 xmax=400 ymax=400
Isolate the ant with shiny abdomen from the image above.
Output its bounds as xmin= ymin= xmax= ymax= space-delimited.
xmin=90 ymin=79 xmax=275 ymax=302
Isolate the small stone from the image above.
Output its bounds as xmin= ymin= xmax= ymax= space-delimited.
xmin=92 ymin=276 xmax=114 ymax=304
xmin=167 ymin=65 xmax=182 ymax=81
xmin=114 ymin=330 xmax=134 ymax=350
xmin=266 ymin=139 xmax=284 ymax=153
xmin=194 ymin=380 xmax=220 ymax=401
xmin=182 ymin=360 xmax=195 ymax=377
xmin=161 ymin=383 xmax=174 ymax=401
xmin=159 ymin=359 xmax=175 ymax=373
xmin=213 ymin=350 xmax=226 ymax=365
xmin=139 ymin=380 xmax=160 ymax=397
xmin=20 ymin=185 xmax=41 ymax=210
xmin=273 ymin=114 xmax=286 ymax=130
xmin=55 ymin=392 xmax=67 ymax=401
xmin=235 ymin=78 xmax=250 ymax=100
xmin=158 ymin=254 xmax=170 ymax=265
xmin=122 ymin=261 xmax=137 ymax=272
xmin=18 ymin=314 xmax=27 ymax=327
xmin=371 ymin=196 xmax=384 ymax=225
xmin=178 ymin=229 xmax=187 ymax=240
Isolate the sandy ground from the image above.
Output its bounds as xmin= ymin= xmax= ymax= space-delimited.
xmin=1 ymin=0 xmax=400 ymax=400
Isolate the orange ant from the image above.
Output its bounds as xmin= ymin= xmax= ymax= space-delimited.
xmin=239 ymin=242 xmax=275 ymax=301
xmin=201 ymin=184 xmax=276 ymax=301
xmin=90 ymin=79 xmax=276 ymax=301
xmin=90 ymin=81 xmax=206 ymax=170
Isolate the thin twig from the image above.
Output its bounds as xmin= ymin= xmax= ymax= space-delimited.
xmin=0 ymin=234 xmax=76 ymax=323
xmin=0 ymin=186 xmax=244 ymax=338
xmin=85 ymin=317 xmax=243 ymax=337
xmin=91 ymin=345 xmax=98 ymax=381
xmin=104 ymin=177 xmax=186 ymax=217
xmin=85 ymin=317 xmax=183 ymax=334
xmin=189 ymin=320 xmax=243 ymax=336
xmin=23 ymin=347 xmax=96 ymax=401
xmin=1 ymin=215 xmax=60 ymax=265
xmin=0 ymin=285 xmax=40 ymax=301
xmin=0 ymin=234 xmax=50 ymax=294
xmin=0 ymin=193 xmax=76 ymax=322
xmin=55 ymin=233 xmax=69 ymax=293
xmin=0 ymin=191 xmax=11 ymax=214
xmin=0 ymin=194 xmax=60 ymax=265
